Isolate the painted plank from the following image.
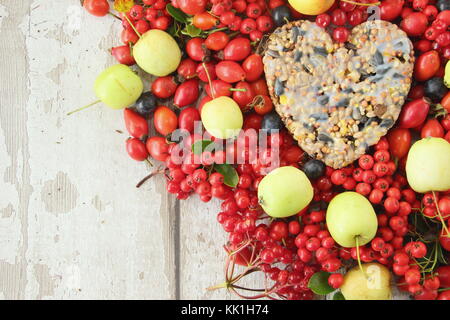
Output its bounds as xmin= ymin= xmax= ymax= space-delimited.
xmin=0 ymin=0 xmax=31 ymax=301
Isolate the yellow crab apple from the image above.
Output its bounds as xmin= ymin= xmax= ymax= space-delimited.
xmin=258 ymin=166 xmax=313 ymax=218
xmin=201 ymin=96 xmax=243 ymax=139
xmin=326 ymin=192 xmax=378 ymax=248
xmin=406 ymin=137 xmax=450 ymax=193
xmin=341 ymin=263 xmax=393 ymax=300
xmin=288 ymin=0 xmax=335 ymax=15
xmin=133 ymin=30 xmax=181 ymax=77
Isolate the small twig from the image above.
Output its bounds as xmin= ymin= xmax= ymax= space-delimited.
xmin=67 ymin=100 xmax=101 ymax=116
xmin=206 ymin=281 xmax=229 ymax=291
xmin=108 ymin=12 xmax=121 ymax=20
xmin=341 ymin=0 xmax=381 ymax=6
xmin=231 ymin=285 xmax=266 ymax=292
xmin=136 ymin=167 xmax=163 ymax=188
xmin=145 ymin=158 xmax=153 ymax=167
xmin=124 ymin=13 xmax=142 ymax=38
xmin=432 ymin=191 xmax=450 ymax=235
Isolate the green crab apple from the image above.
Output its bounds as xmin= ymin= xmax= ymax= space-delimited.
xmin=201 ymin=96 xmax=243 ymax=139
xmin=94 ymin=64 xmax=143 ymax=109
xmin=341 ymin=263 xmax=392 ymax=300
xmin=288 ymin=0 xmax=335 ymax=15
xmin=133 ymin=30 xmax=181 ymax=77
xmin=406 ymin=137 xmax=450 ymax=193
xmin=326 ymin=192 xmax=378 ymax=248
xmin=257 ymin=166 xmax=313 ymax=218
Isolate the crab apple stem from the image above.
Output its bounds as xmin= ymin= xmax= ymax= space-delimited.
xmin=108 ymin=12 xmax=121 ymax=20
xmin=207 ymin=27 xmax=229 ymax=34
xmin=124 ymin=14 xmax=142 ymax=38
xmin=228 ymin=31 xmax=241 ymax=39
xmin=229 ymin=88 xmax=247 ymax=92
xmin=341 ymin=0 xmax=381 ymax=6
xmin=207 ymin=281 xmax=229 ymax=291
xmin=355 ymin=236 xmax=366 ymax=278
xmin=432 ymin=191 xmax=450 ymax=236
xmin=67 ymin=99 xmax=102 ymax=116
xmin=145 ymin=158 xmax=154 ymax=167
xmin=202 ymin=62 xmax=216 ymax=99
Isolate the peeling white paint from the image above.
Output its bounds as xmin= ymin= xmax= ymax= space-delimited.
xmin=0 ymin=218 xmax=22 ymax=263
xmin=0 ymin=4 xmax=8 ymax=29
xmin=64 ymin=264 xmax=81 ymax=291
xmin=64 ymin=5 xmax=82 ymax=36
xmin=41 ymin=172 xmax=79 ymax=215
xmin=0 ymin=125 xmax=19 ymax=216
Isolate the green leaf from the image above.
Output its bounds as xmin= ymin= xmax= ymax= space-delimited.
xmin=214 ymin=164 xmax=239 ymax=188
xmin=181 ymin=24 xmax=202 ymax=37
xmin=332 ymin=291 xmax=345 ymax=300
xmin=166 ymin=4 xmax=189 ymax=23
xmin=308 ymin=272 xmax=335 ymax=295
xmin=168 ymin=21 xmax=182 ymax=38
xmin=191 ymin=140 xmax=214 ymax=155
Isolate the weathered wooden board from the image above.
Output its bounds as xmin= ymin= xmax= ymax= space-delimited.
xmin=0 ymin=0 xmax=176 ymax=299
xmin=0 ymin=0 xmax=407 ymax=300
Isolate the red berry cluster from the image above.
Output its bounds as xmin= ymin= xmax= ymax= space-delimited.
xmin=399 ymin=4 xmax=450 ymax=59
xmin=219 ymin=207 xmax=320 ymax=299
xmin=393 ymin=242 xmax=440 ymax=299
xmin=185 ymin=0 xmax=275 ymax=41
xmin=422 ymin=192 xmax=450 ymax=221
xmin=84 ymin=0 xmax=450 ymax=300
xmin=315 ymin=0 xmax=381 ymax=42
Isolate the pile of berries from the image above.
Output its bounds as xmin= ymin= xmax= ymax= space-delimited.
xmin=315 ymin=0 xmax=380 ymax=42
xmin=163 ymin=128 xmax=303 ymax=202
xmin=178 ymin=0 xmax=275 ymax=41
